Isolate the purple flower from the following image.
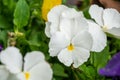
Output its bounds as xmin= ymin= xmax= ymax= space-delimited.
xmin=0 ymin=45 xmax=3 ymax=51
xmin=99 ymin=52 xmax=120 ymax=76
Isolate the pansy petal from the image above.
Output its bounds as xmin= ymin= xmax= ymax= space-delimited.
xmin=99 ymin=52 xmax=120 ymax=76
xmin=29 ymin=62 xmax=53 ymax=80
xmin=74 ymin=18 xmax=88 ymax=32
xmin=0 ymin=66 xmax=18 ymax=80
xmin=61 ymin=8 xmax=84 ymax=18
xmin=107 ymin=27 xmax=120 ymax=37
xmin=59 ymin=18 xmax=73 ymax=39
xmin=99 ymin=64 xmax=120 ymax=76
xmin=47 ymin=5 xmax=69 ymax=35
xmin=16 ymin=72 xmax=26 ymax=80
xmin=60 ymin=17 xmax=88 ymax=39
xmin=45 ymin=22 xmax=51 ymax=37
xmin=116 ymin=66 xmax=120 ymax=76
xmin=24 ymin=51 xmax=45 ymax=71
xmin=8 ymin=74 xmax=19 ymax=80
xmin=103 ymin=9 xmax=120 ymax=29
xmin=73 ymin=47 xmax=90 ymax=68
xmin=72 ymin=30 xmax=93 ymax=50
xmin=48 ymin=5 xmax=68 ymax=22
xmin=0 ymin=66 xmax=9 ymax=80
xmin=49 ymin=32 xmax=69 ymax=57
xmin=89 ymin=4 xmax=104 ymax=26
xmin=42 ymin=0 xmax=62 ymax=21
xmin=0 ymin=47 xmax=22 ymax=73
xmin=88 ymin=20 xmax=107 ymax=52
xmin=58 ymin=48 xmax=73 ymax=66
xmin=103 ymin=52 xmax=120 ymax=71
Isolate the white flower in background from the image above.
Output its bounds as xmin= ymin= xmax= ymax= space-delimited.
xmin=89 ymin=4 xmax=120 ymax=38
xmin=0 ymin=47 xmax=53 ymax=80
xmin=0 ymin=65 xmax=18 ymax=80
xmin=45 ymin=5 xmax=84 ymax=37
xmin=49 ymin=12 xmax=93 ymax=68
xmin=87 ymin=4 xmax=120 ymax=52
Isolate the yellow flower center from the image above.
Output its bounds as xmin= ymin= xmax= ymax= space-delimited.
xmin=102 ymin=26 xmax=108 ymax=32
xmin=24 ymin=72 xmax=30 ymax=80
xmin=67 ymin=44 xmax=74 ymax=51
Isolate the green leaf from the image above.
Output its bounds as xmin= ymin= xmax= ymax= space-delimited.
xmin=0 ymin=30 xmax=8 ymax=47
xmin=2 ymin=0 xmax=16 ymax=11
xmin=13 ymin=0 xmax=30 ymax=29
xmin=90 ymin=46 xmax=110 ymax=71
xmin=27 ymin=30 xmax=41 ymax=48
xmin=16 ymin=35 xmax=30 ymax=54
xmin=52 ymin=63 xmax=68 ymax=77
xmin=0 ymin=15 xmax=11 ymax=29
xmin=83 ymin=7 xmax=91 ymax=19
xmin=79 ymin=65 xmax=96 ymax=80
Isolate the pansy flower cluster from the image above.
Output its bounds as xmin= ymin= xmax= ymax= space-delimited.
xmin=45 ymin=4 xmax=120 ymax=68
xmin=0 ymin=47 xmax=53 ymax=80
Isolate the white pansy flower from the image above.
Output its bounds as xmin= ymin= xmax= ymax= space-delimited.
xmin=0 ymin=47 xmax=53 ymax=80
xmin=89 ymin=4 xmax=120 ymax=37
xmin=45 ymin=5 xmax=84 ymax=37
xmin=49 ymin=13 xmax=93 ymax=68
xmin=46 ymin=5 xmax=107 ymax=52
xmin=0 ymin=65 xmax=18 ymax=80
xmin=88 ymin=4 xmax=120 ymax=52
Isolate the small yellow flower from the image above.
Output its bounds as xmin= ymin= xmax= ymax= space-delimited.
xmin=42 ymin=0 xmax=62 ymax=21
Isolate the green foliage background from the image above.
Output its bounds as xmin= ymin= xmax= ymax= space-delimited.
xmin=0 ymin=0 xmax=120 ymax=80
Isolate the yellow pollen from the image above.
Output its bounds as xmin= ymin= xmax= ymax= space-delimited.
xmin=24 ymin=72 xmax=30 ymax=80
xmin=67 ymin=44 xmax=74 ymax=51
xmin=102 ymin=26 xmax=108 ymax=32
